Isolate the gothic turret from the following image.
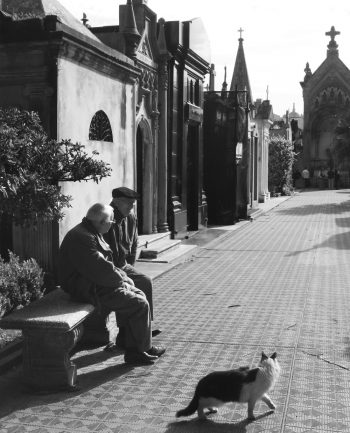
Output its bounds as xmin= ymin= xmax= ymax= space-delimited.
xmin=230 ymin=28 xmax=253 ymax=105
xmin=120 ymin=0 xmax=141 ymax=60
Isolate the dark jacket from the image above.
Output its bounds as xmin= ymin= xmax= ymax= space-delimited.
xmin=59 ymin=218 xmax=125 ymax=304
xmin=104 ymin=203 xmax=138 ymax=268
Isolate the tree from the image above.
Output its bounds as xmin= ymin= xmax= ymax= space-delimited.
xmin=0 ymin=107 xmax=111 ymax=225
xmin=268 ymin=136 xmax=296 ymax=195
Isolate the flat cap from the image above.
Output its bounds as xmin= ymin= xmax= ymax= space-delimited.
xmin=112 ymin=186 xmax=140 ymax=199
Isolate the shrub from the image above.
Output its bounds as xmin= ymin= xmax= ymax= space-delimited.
xmin=0 ymin=251 xmax=45 ymax=318
xmin=0 ymin=107 xmax=112 ymax=226
xmin=268 ymin=136 xmax=296 ymax=195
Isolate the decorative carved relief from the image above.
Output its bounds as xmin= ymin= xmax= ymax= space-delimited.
xmin=139 ymin=38 xmax=152 ymax=59
xmin=89 ymin=110 xmax=113 ymax=142
xmin=140 ymin=67 xmax=156 ymax=91
xmin=313 ymin=87 xmax=350 ymax=108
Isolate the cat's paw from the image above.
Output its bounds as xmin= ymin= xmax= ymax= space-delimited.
xmin=207 ymin=407 xmax=218 ymax=415
xmin=267 ymin=402 xmax=276 ymax=410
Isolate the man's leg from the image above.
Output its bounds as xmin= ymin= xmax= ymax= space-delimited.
xmin=123 ymin=264 xmax=153 ymax=319
xmin=97 ymin=284 xmax=151 ymax=353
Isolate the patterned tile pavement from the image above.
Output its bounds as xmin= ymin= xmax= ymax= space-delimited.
xmin=1 ymin=189 xmax=350 ymax=432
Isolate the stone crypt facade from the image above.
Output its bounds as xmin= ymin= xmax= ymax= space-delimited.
xmin=301 ymin=26 xmax=350 ymax=186
xmin=0 ymin=0 xmax=211 ymax=274
xmin=93 ymin=0 xmax=210 ymax=239
xmin=0 ymin=0 xmax=139 ymax=274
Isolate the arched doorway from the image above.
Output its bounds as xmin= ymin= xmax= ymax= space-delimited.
xmin=136 ymin=119 xmax=153 ymax=234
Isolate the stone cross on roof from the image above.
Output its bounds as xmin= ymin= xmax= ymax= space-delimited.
xmin=325 ymin=26 xmax=340 ymax=53
xmin=238 ymin=27 xmax=244 ymax=40
xmin=325 ymin=26 xmax=340 ymax=41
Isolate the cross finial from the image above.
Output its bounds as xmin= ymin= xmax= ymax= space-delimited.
xmin=238 ymin=27 xmax=244 ymax=40
xmin=81 ymin=12 xmax=89 ymax=27
xmin=326 ymin=26 xmax=340 ymax=54
xmin=326 ymin=26 xmax=340 ymax=41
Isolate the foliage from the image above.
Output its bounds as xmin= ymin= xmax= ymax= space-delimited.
xmin=0 ymin=251 xmax=45 ymax=318
xmin=268 ymin=136 xmax=296 ymax=195
xmin=0 ymin=107 xmax=112 ymax=225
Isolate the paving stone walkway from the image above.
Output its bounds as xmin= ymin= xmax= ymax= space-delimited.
xmin=1 ymin=189 xmax=350 ymax=432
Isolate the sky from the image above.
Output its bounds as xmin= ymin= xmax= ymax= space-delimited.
xmin=59 ymin=0 xmax=350 ymax=116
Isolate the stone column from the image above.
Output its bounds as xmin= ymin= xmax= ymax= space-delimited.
xmin=151 ymin=88 xmax=160 ymax=233
xmin=157 ymin=18 xmax=171 ymax=233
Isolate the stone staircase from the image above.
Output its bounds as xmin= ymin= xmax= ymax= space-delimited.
xmin=137 ymin=232 xmax=197 ymax=264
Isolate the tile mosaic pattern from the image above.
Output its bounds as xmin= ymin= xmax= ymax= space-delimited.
xmin=1 ymin=190 xmax=350 ymax=432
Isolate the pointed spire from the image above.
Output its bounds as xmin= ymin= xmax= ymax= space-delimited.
xmin=209 ymin=63 xmax=215 ymax=91
xmin=157 ymin=18 xmax=168 ymax=56
xmin=123 ymin=0 xmax=140 ymax=37
xmin=230 ymin=28 xmax=252 ymax=104
xmin=122 ymin=0 xmax=141 ymax=60
xmin=222 ymin=65 xmax=227 ymax=92
xmin=304 ymin=62 xmax=312 ymax=81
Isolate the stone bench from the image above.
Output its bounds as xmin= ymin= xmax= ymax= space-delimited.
xmin=0 ymin=288 xmax=95 ymax=392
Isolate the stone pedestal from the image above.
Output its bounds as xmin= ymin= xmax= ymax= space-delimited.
xmin=22 ymin=325 xmax=84 ymax=391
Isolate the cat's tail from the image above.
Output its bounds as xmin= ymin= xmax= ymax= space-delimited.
xmin=176 ymin=393 xmax=199 ymax=417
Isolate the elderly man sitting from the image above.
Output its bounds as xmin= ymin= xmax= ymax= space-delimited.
xmin=59 ymin=203 xmax=165 ymax=365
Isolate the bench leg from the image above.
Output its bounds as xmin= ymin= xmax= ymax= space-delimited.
xmin=22 ymin=324 xmax=83 ymax=392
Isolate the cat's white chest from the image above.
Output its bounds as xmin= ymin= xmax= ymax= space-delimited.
xmin=239 ymin=368 xmax=276 ymax=403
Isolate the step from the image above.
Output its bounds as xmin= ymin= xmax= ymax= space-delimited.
xmin=137 ymin=232 xmax=171 ymax=249
xmin=137 ymin=243 xmax=198 ymax=265
xmin=138 ymin=238 xmax=182 ymax=260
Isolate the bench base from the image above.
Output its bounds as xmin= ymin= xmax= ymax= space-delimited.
xmin=22 ymin=324 xmax=84 ymax=391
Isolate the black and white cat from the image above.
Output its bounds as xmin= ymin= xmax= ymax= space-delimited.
xmin=176 ymin=352 xmax=281 ymax=420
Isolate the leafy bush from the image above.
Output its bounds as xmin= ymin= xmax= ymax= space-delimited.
xmin=0 ymin=107 xmax=112 ymax=225
xmin=0 ymin=251 xmax=45 ymax=318
xmin=268 ymin=136 xmax=296 ymax=195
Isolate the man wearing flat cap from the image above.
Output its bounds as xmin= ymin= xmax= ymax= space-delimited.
xmin=104 ymin=186 xmax=160 ymax=349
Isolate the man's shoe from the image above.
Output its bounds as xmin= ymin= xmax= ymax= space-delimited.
xmin=152 ymin=329 xmax=162 ymax=337
xmin=124 ymin=351 xmax=158 ymax=365
xmin=147 ymin=345 xmax=166 ymax=357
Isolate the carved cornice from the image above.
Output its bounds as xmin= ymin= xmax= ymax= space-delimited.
xmin=0 ymin=19 xmax=141 ymax=84
xmin=59 ymin=36 xmax=140 ymax=84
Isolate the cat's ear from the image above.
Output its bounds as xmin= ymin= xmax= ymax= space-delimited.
xmin=261 ymin=352 xmax=268 ymax=361
xmin=270 ymin=352 xmax=277 ymax=360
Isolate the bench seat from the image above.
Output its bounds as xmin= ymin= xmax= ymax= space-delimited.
xmin=0 ymin=288 xmax=95 ymax=391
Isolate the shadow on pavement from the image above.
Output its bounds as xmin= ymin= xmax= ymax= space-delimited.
xmin=165 ymin=411 xmax=274 ymax=433
xmin=287 ymin=230 xmax=350 ymax=256
xmin=275 ymin=200 xmax=350 ymax=216
xmin=0 ymin=349 xmax=134 ymax=419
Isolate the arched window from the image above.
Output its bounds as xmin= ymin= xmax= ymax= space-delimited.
xmin=89 ymin=110 xmax=113 ymax=142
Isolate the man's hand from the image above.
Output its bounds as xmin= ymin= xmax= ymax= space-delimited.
xmin=123 ymin=276 xmax=135 ymax=286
